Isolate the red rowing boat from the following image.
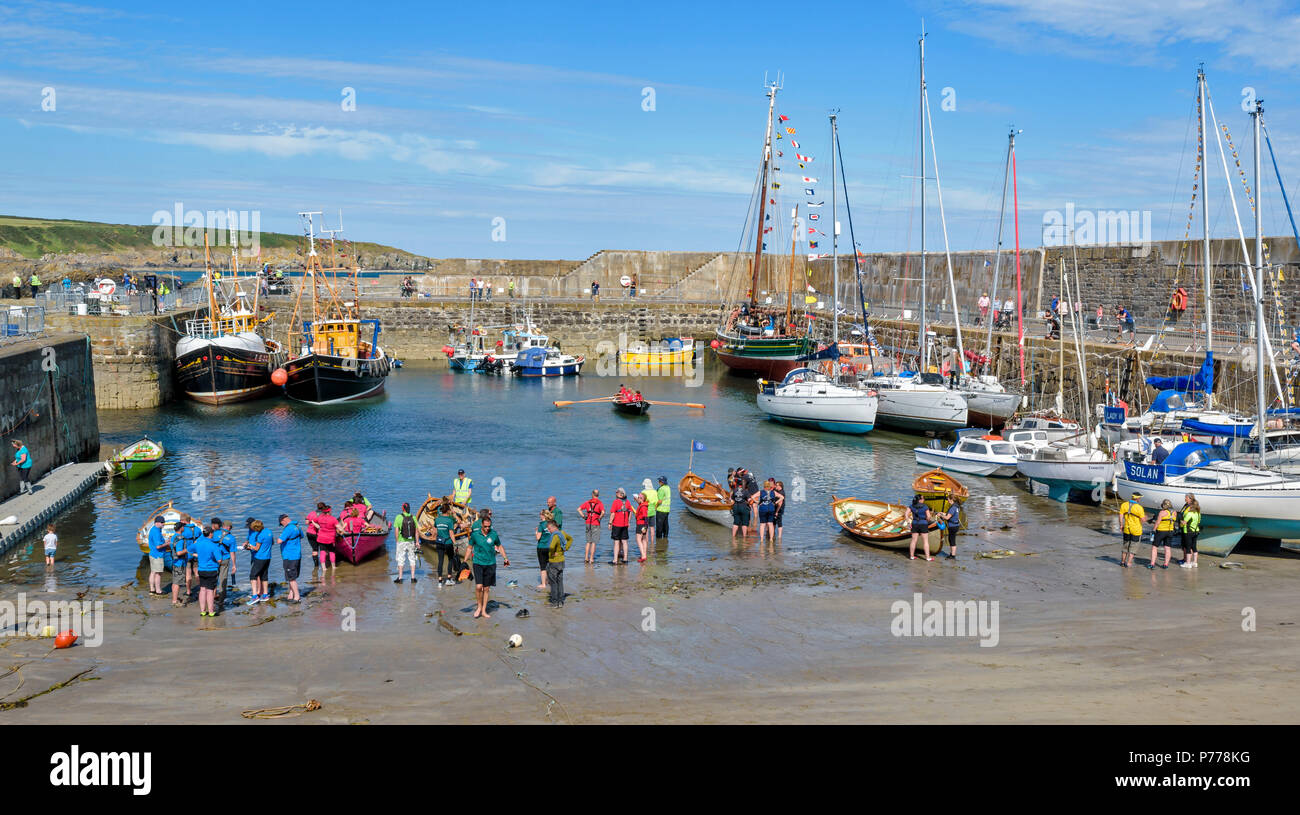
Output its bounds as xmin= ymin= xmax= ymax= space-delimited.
xmin=334 ymin=513 xmax=391 ymax=564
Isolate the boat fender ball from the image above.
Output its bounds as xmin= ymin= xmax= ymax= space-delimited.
xmin=54 ymin=630 xmax=78 ymax=648
xmin=271 ymin=368 xmax=288 ymax=386
xmin=441 ymin=345 xmax=454 ymax=356
xmin=710 ymin=339 xmax=720 ymax=349
xmin=508 ymin=634 xmax=523 ymax=648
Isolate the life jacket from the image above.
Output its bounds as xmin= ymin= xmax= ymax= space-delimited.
xmin=1181 ymin=508 xmax=1201 ymax=534
xmin=453 ymin=477 xmax=472 ymax=504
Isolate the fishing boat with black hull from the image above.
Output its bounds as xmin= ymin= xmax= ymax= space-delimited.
xmin=175 ymin=235 xmax=285 ymax=405
xmin=280 ymin=212 xmax=393 ymax=405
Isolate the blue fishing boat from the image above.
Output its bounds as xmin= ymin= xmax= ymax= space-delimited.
xmin=512 ymin=346 xmax=584 ymax=377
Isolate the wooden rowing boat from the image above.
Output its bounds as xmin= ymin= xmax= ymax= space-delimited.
xmin=334 ymin=512 xmax=391 ymax=564
xmin=678 ymin=471 xmax=733 ymax=526
xmin=830 ymin=495 xmax=943 ymax=550
xmin=107 ymin=437 xmax=165 ymax=480
xmin=613 ymin=398 xmax=651 ymax=416
xmin=911 ymin=468 xmax=969 ymax=515
xmin=136 ymin=499 xmax=183 ymax=555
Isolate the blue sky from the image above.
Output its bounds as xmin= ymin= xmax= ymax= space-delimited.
xmin=4 ymin=0 xmax=1300 ymax=259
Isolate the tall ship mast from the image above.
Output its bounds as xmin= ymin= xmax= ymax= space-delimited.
xmin=713 ymin=76 xmax=831 ymax=378
xmin=278 ymin=211 xmax=393 ymax=404
xmin=174 ymin=230 xmax=285 ymax=405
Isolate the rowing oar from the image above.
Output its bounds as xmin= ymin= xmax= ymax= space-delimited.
xmin=645 ymin=400 xmax=707 ymax=409
xmin=553 ymin=396 xmax=618 ymax=407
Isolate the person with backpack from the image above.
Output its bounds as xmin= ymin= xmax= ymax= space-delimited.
xmin=393 ymin=502 xmax=419 ymax=584
xmin=608 ymin=488 xmax=633 ymax=564
xmin=1179 ymin=493 xmax=1201 ymax=569
xmin=756 ymin=478 xmax=780 ymax=544
xmin=577 ymin=489 xmax=604 ymax=564
xmin=906 ymin=494 xmax=933 ymax=561
xmin=1119 ymin=492 xmax=1147 ymax=568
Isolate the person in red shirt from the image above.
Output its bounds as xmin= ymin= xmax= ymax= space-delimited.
xmin=577 ymin=489 xmax=604 ymax=564
xmin=634 ymin=492 xmax=650 ymax=557
xmin=608 ymin=488 xmax=633 ymax=564
xmin=314 ymin=504 xmax=339 ymax=571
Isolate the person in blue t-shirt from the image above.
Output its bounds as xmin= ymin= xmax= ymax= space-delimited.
xmin=147 ymin=516 xmax=168 ymax=595
xmin=242 ymin=520 xmax=274 ymax=605
xmin=170 ymin=519 xmax=192 ymax=607
xmin=10 ymin=440 xmax=33 ymax=495
xmin=276 ymin=515 xmax=303 ymax=603
xmin=211 ymin=518 xmax=236 ymax=605
xmin=193 ymin=527 xmax=222 ymax=617
xmin=182 ymin=516 xmax=203 ymax=598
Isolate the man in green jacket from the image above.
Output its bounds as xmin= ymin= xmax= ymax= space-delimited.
xmin=545 ymin=519 xmax=571 ymax=608
xmin=655 ymin=476 xmax=671 ymax=542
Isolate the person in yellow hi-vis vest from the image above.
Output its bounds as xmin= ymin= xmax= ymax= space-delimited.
xmin=1119 ymin=491 xmax=1147 ymax=568
xmin=655 ymin=476 xmax=671 ymax=543
xmin=28 ymin=273 xmax=41 ymax=298
xmin=453 ymin=469 xmax=473 ymax=506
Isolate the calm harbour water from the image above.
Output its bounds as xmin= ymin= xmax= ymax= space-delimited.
xmin=0 ymin=360 xmax=1102 ymax=587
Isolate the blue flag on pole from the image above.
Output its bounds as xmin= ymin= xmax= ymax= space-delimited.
xmin=692 ymin=440 xmax=706 ymax=452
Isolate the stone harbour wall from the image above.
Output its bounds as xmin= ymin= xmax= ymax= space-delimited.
xmin=0 ymin=334 xmax=99 ymax=501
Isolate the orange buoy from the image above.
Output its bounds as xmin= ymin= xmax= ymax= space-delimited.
xmin=54 ymin=630 xmax=77 ymax=649
xmin=270 ymin=368 xmax=288 ymax=386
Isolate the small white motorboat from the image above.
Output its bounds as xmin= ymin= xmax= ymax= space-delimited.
xmin=913 ymin=430 xmax=1020 ymax=477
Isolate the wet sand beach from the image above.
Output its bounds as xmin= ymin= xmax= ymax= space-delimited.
xmin=4 ymin=515 xmax=1298 ymax=725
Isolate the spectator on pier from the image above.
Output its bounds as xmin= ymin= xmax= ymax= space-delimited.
xmin=591 ymin=280 xmax=600 ymax=302
xmin=1096 ymin=304 xmax=1105 ymax=328
xmin=7 ymin=273 xmax=20 ymax=298
xmin=10 ymin=439 xmax=33 ymax=494
xmin=1000 ymin=298 xmax=1014 ymax=328
xmin=977 ymin=292 xmax=990 ymax=325
xmin=1116 ymin=306 xmax=1136 ymax=344
xmin=508 ymin=278 xmax=516 ymax=298
xmin=630 ymin=275 xmax=638 ymax=298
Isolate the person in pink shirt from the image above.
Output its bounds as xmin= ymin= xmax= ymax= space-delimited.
xmin=314 ymin=503 xmax=340 ymax=571
xmin=339 ymin=504 xmax=366 ymax=560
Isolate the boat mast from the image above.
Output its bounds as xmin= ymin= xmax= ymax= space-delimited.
xmin=918 ymin=26 xmax=928 ymax=370
xmin=1199 ymin=67 xmax=1213 ymax=376
xmin=204 ymin=232 xmax=217 ymax=322
xmin=1252 ymin=99 xmax=1267 ymax=443
xmin=750 ymin=78 xmax=780 ymax=311
xmin=984 ymin=128 xmax=1014 ymax=361
xmin=786 ymin=204 xmax=798 ymax=328
xmin=831 ymin=112 xmax=839 ymax=345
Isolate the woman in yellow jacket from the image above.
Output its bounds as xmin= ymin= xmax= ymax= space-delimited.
xmin=1151 ymin=499 xmax=1176 ymax=569
xmin=1179 ymin=494 xmax=1201 ymax=569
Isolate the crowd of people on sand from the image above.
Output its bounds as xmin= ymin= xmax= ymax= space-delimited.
xmin=724 ymin=467 xmax=788 ymax=544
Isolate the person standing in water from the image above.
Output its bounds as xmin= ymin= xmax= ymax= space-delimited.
xmin=608 ymin=488 xmax=632 ymax=564
xmin=655 ymin=476 xmax=671 ymax=545
xmin=43 ymin=524 xmax=57 ymax=566
xmin=1179 ymin=494 xmax=1201 ymax=569
xmin=906 ymin=495 xmax=932 ymax=561
xmin=773 ymin=480 xmax=787 ymax=543
xmin=577 ymin=489 xmax=604 ymax=564
xmin=315 ymin=503 xmax=339 ymax=572
xmin=244 ymin=519 xmax=273 ymax=604
xmin=393 ymin=502 xmax=419 ymax=584
xmin=194 ymin=526 xmax=222 ymax=617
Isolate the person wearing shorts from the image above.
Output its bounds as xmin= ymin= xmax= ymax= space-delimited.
xmin=314 ymin=504 xmax=339 ymax=571
xmin=634 ymin=493 xmax=650 ymax=562
xmin=468 ymin=516 xmax=508 ymax=619
xmin=1180 ymin=494 xmax=1201 ymax=569
xmin=393 ymin=502 xmax=419 ymax=584
xmin=906 ymin=495 xmax=932 ymax=561
xmin=608 ymin=489 xmax=632 ymax=564
xmin=1119 ymin=492 xmax=1146 ymax=568
xmin=42 ymin=524 xmax=57 ymax=566
xmin=1151 ymin=499 xmax=1176 ymax=569
xmin=244 ymin=519 xmax=273 ymax=604
xmin=578 ymin=489 xmax=604 ymax=564
xmin=146 ymin=515 xmax=168 ymax=595
xmin=194 ymin=526 xmax=221 ymax=617
xmin=277 ymin=514 xmax=304 ymax=602
xmin=729 ymin=481 xmax=752 ymax=541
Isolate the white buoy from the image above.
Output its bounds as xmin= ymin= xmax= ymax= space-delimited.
xmin=508 ymin=634 xmax=523 ymax=648
xmin=0 ymin=515 xmax=17 ymax=526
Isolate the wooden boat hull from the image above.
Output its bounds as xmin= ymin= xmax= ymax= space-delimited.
xmin=831 ymin=496 xmax=943 ymax=550
xmin=334 ymin=521 xmax=391 ymax=563
xmin=283 ymin=351 xmax=391 ymax=405
xmin=911 ymin=468 xmax=969 ymax=515
xmin=136 ymin=500 xmax=183 ymax=558
xmin=109 ymin=438 xmax=166 ymax=481
xmin=678 ymin=472 xmax=733 ymax=527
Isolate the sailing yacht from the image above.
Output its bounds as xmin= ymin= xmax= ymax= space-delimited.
xmin=714 ymin=78 xmax=826 ymax=378
xmin=175 ymin=236 xmax=285 ymax=405
xmin=861 ymin=372 xmax=968 ymax=432
xmin=1115 ymin=82 xmax=1300 ymax=554
xmin=281 ymin=212 xmax=393 ymax=404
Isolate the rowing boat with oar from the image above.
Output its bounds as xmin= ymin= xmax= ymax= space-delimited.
xmin=829 ymin=496 xmax=942 ymax=550
xmin=911 ymin=468 xmax=968 ymax=515
xmin=613 ymin=397 xmax=651 ymax=416
xmin=554 ymin=395 xmax=706 ymax=413
xmin=678 ymin=471 xmax=733 ymax=526
xmin=106 ymin=437 xmax=165 ymax=480
xmin=334 ymin=512 xmax=391 ymax=564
